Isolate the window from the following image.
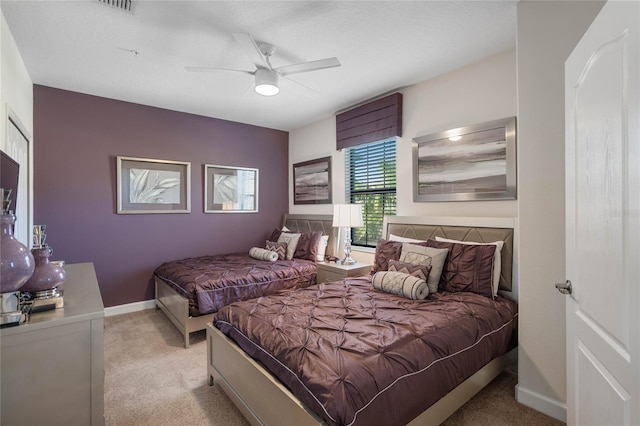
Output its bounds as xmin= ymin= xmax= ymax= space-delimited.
xmin=345 ymin=139 xmax=396 ymax=247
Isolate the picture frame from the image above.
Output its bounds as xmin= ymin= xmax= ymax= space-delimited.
xmin=293 ymin=156 xmax=332 ymax=205
xmin=204 ymin=164 xmax=258 ymax=213
xmin=412 ymin=117 xmax=517 ymax=202
xmin=117 ymin=156 xmax=191 ymax=214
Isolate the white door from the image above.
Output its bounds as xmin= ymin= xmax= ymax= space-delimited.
xmin=565 ymin=1 xmax=639 ymax=425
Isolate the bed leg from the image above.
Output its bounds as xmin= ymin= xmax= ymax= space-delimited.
xmin=208 ymin=374 xmax=214 ymax=386
xmin=184 ymin=332 xmax=190 ymax=349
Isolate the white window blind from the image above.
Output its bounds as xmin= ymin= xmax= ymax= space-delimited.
xmin=345 ymin=139 xmax=396 ymax=247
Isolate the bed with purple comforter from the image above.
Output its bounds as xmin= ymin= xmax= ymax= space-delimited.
xmin=154 ymin=253 xmax=316 ymax=317
xmin=214 ymin=275 xmax=518 ymax=426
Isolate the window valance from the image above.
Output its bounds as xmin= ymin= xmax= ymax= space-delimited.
xmin=336 ymin=92 xmax=402 ymax=150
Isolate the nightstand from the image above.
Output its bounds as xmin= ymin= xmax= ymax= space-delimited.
xmin=316 ymin=261 xmax=371 ymax=283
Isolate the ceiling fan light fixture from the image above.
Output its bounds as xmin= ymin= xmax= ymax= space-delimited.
xmin=254 ymin=69 xmax=280 ymax=96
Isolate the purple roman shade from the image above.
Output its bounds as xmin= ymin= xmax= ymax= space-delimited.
xmin=336 ymin=92 xmax=403 ymax=150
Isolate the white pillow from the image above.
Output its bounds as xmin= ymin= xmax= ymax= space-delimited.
xmin=277 ymin=232 xmax=301 ymax=260
xmin=389 ymin=233 xmax=425 ymax=243
xmin=316 ymin=235 xmax=329 ymax=262
xmin=434 ymin=236 xmax=504 ymax=296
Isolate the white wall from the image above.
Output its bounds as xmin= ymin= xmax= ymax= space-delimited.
xmin=290 ymin=48 xmax=517 ymax=218
xmin=1 ymin=13 xmax=32 ymax=133
xmin=1 ymin=10 xmax=33 ymax=243
xmin=516 ymin=0 xmax=604 ymax=422
xmin=399 ymin=50 xmax=517 ymax=218
xmin=289 ymin=115 xmax=340 ymax=215
xmin=289 ymin=50 xmax=517 ymax=264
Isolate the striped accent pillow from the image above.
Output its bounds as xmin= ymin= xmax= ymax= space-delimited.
xmin=388 ymin=260 xmax=432 ymax=282
xmin=266 ymin=240 xmax=287 ymax=260
xmin=372 ymin=271 xmax=429 ymax=300
xmin=249 ymin=247 xmax=278 ymax=262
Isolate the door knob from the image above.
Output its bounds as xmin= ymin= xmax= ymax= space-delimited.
xmin=555 ymin=280 xmax=572 ymax=295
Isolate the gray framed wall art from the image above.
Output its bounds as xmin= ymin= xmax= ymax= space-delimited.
xmin=412 ymin=117 xmax=517 ymax=202
xmin=117 ymin=156 xmax=191 ymax=214
xmin=204 ymin=164 xmax=258 ymax=213
xmin=293 ymin=156 xmax=332 ymax=205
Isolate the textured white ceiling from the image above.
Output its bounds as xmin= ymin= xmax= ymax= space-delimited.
xmin=1 ymin=0 xmax=517 ymax=131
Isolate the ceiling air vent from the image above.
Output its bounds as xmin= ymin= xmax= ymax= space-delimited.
xmin=97 ymin=0 xmax=133 ymax=13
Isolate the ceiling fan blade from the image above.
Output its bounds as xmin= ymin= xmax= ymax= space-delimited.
xmin=239 ymin=81 xmax=256 ymax=98
xmin=276 ymin=57 xmax=341 ymax=77
xmin=232 ymin=33 xmax=270 ymax=70
xmin=185 ymin=66 xmax=254 ymax=75
xmin=281 ymin=75 xmax=321 ymax=98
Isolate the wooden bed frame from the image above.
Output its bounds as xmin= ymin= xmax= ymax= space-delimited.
xmin=206 ymin=215 xmax=518 ymax=425
xmin=155 ymin=214 xmax=338 ymax=348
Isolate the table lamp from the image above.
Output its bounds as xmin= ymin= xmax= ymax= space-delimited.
xmin=332 ymin=204 xmax=364 ymax=265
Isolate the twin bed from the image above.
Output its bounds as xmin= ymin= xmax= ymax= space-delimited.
xmin=203 ymin=215 xmax=518 ymax=426
xmin=154 ymin=214 xmax=338 ymax=347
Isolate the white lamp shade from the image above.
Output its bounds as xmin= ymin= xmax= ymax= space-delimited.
xmin=254 ymin=69 xmax=280 ymax=96
xmin=332 ymin=204 xmax=363 ymax=228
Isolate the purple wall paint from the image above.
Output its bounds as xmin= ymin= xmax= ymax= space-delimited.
xmin=33 ymin=85 xmax=289 ymax=308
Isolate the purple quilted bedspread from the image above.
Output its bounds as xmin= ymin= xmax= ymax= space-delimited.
xmin=154 ymin=253 xmax=316 ymax=316
xmin=215 ymin=276 xmax=517 ymax=426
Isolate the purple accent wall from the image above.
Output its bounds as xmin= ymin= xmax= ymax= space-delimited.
xmin=33 ymin=85 xmax=289 ymax=308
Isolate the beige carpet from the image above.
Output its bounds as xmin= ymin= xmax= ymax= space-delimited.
xmin=104 ymin=309 xmax=564 ymax=426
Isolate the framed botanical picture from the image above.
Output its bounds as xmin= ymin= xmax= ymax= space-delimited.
xmin=117 ymin=156 xmax=191 ymax=214
xmin=293 ymin=156 xmax=332 ymax=205
xmin=204 ymin=164 xmax=258 ymax=213
xmin=412 ymin=117 xmax=517 ymax=202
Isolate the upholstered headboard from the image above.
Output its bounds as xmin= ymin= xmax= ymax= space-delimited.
xmin=282 ymin=214 xmax=339 ymax=258
xmin=383 ymin=216 xmax=516 ymax=294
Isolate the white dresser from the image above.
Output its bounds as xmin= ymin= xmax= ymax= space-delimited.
xmin=0 ymin=262 xmax=105 ymax=425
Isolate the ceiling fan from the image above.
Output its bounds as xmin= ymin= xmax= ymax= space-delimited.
xmin=186 ymin=33 xmax=341 ymax=97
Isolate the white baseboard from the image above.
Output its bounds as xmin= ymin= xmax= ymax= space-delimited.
xmin=104 ymin=299 xmax=156 ymax=317
xmin=515 ymin=384 xmax=567 ymax=423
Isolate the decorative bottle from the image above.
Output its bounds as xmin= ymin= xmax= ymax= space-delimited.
xmin=0 ymin=189 xmax=35 ymax=293
xmin=21 ymin=225 xmax=66 ymax=293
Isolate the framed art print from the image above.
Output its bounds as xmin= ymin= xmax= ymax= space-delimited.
xmin=117 ymin=156 xmax=190 ymax=214
xmin=293 ymin=156 xmax=332 ymax=205
xmin=412 ymin=117 xmax=517 ymax=202
xmin=204 ymin=164 xmax=258 ymax=213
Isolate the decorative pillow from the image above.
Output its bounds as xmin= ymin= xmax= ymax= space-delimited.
xmin=249 ymin=247 xmax=278 ymax=262
xmin=277 ymin=232 xmax=301 ymax=260
xmin=316 ymin=235 xmax=329 ymax=262
xmin=265 ymin=240 xmax=287 ymax=260
xmin=372 ymin=271 xmax=429 ymax=300
xmin=269 ymin=228 xmax=283 ymax=242
xmin=399 ymin=243 xmax=448 ymax=293
xmin=435 ymin=236 xmax=505 ymax=296
xmin=268 ymin=226 xmax=292 ymax=243
xmin=388 ymin=259 xmax=432 ymax=282
xmin=370 ymin=239 xmax=403 ymax=274
xmin=389 ymin=233 xmax=426 ymax=243
xmin=294 ymin=231 xmax=323 ymax=261
xmin=426 ymin=239 xmax=496 ymax=298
